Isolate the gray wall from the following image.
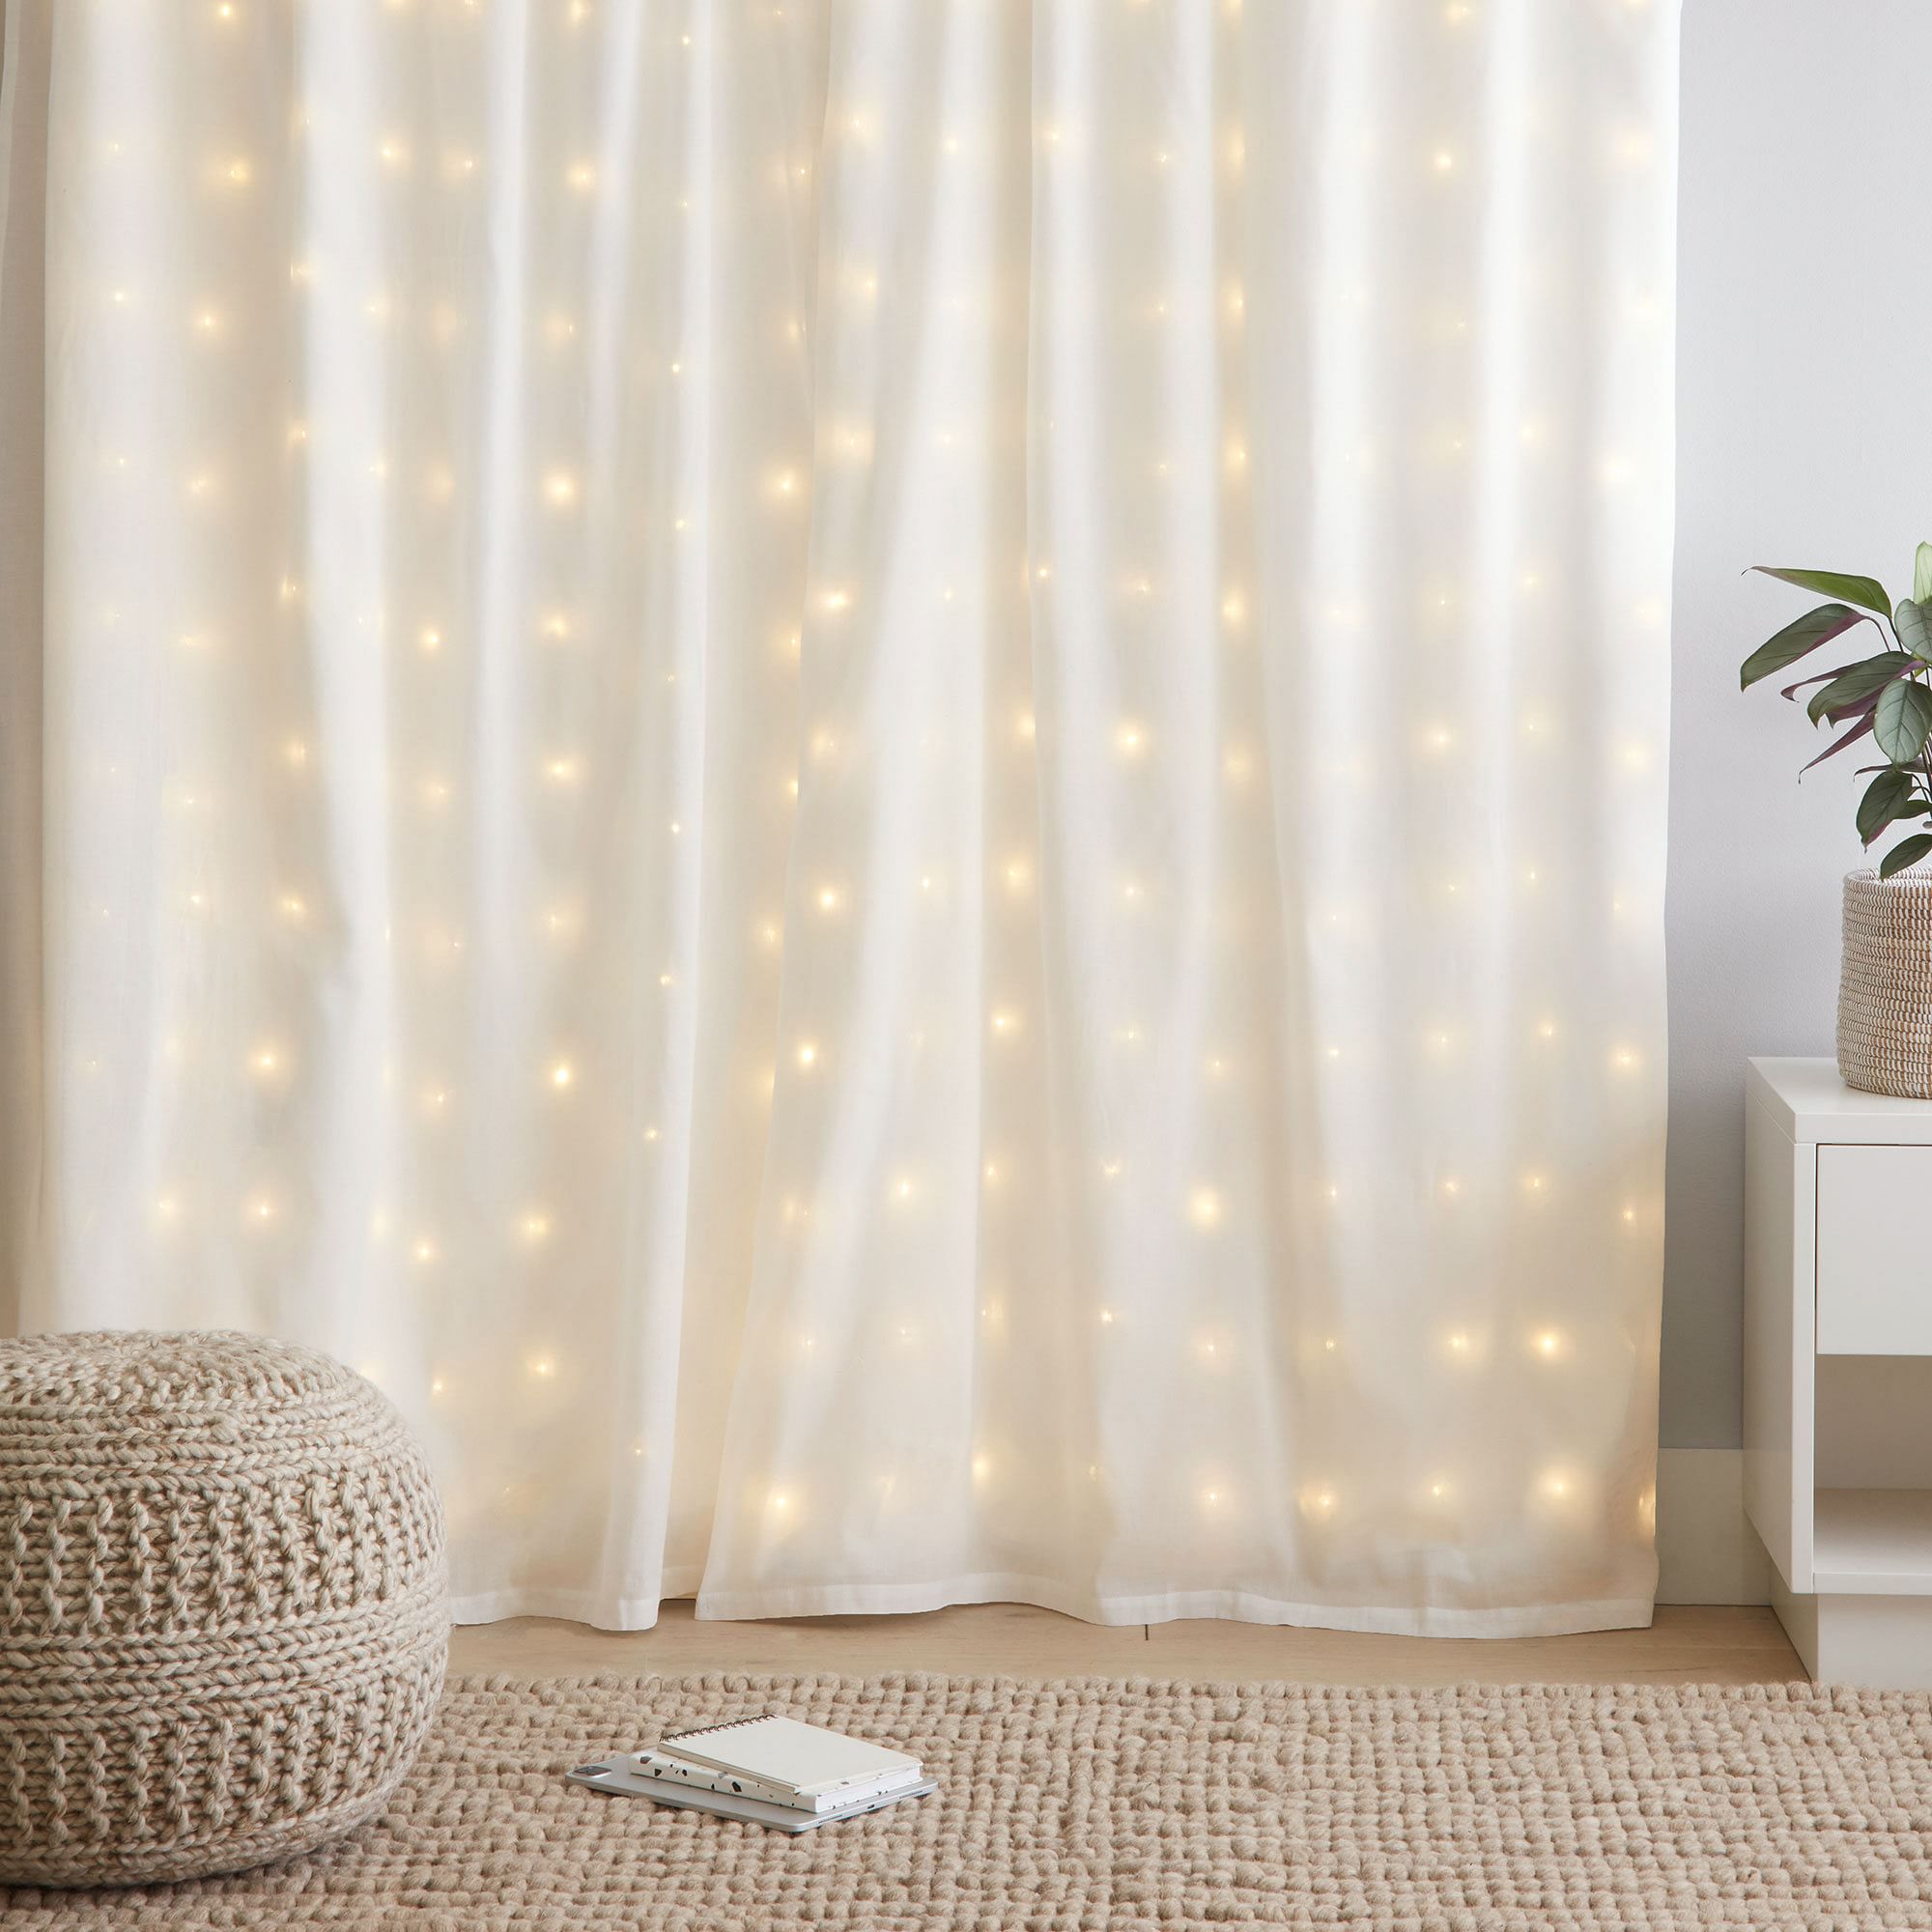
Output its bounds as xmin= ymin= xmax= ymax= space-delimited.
xmin=1663 ymin=0 xmax=1932 ymax=1446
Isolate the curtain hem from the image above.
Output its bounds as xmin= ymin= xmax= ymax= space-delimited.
xmin=695 ymin=1578 xmax=1655 ymax=1639
xmin=448 ymin=1573 xmax=1655 ymax=1638
xmin=450 ymin=1565 xmax=706 ymax=1631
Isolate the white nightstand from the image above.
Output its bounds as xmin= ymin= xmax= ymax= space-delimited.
xmin=1746 ymin=1056 xmax=1932 ymax=1687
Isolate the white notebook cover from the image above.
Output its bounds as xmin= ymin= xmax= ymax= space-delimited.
xmin=658 ymin=1714 xmax=920 ymax=1797
xmin=566 ymin=1757 xmax=935 ymax=1833
xmin=638 ymin=1748 xmax=922 ymax=1812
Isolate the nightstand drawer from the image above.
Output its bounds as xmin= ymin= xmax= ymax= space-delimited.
xmin=1817 ymin=1145 xmax=1932 ymax=1354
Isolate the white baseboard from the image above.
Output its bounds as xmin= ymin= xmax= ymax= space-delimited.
xmin=1656 ymin=1446 xmax=1772 ymax=1605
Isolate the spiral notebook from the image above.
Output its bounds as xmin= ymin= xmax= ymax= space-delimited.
xmin=655 ymin=1713 xmax=920 ymax=1800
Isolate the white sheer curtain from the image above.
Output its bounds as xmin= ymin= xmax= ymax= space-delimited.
xmin=0 ymin=0 xmax=1677 ymax=1634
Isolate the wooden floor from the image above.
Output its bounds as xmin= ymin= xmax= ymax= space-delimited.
xmin=450 ymin=1601 xmax=1802 ymax=1688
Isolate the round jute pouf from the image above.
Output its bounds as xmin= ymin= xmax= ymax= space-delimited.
xmin=1838 ymin=867 xmax=1932 ymax=1098
xmin=0 ymin=1330 xmax=447 ymax=1888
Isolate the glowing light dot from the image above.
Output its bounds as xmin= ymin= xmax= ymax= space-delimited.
xmin=543 ymin=470 xmax=578 ymax=508
xmin=1116 ymin=721 xmax=1148 ymax=758
xmin=567 ymin=161 xmax=596 ymax=192
xmin=1533 ymin=1329 xmax=1562 ymax=1358
xmin=796 ymin=1039 xmax=819 ymax=1068
xmin=550 ymin=1060 xmax=575 ymax=1090
xmin=1188 ymin=1186 xmax=1223 ymax=1230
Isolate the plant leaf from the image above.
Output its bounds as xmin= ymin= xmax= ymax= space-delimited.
xmin=1740 ymin=603 xmax=1871 ymax=689
xmin=1802 ymin=711 xmax=1876 ymax=773
xmin=1899 ymin=598 xmax=1932 ymax=662
xmin=1915 ymin=544 xmax=1932 ymax=604
xmin=1874 ymin=679 xmax=1932 ymax=763
xmin=1880 ymin=832 xmax=1932 ymax=880
xmin=1751 ymin=567 xmax=1893 ymax=618
xmin=1859 ymin=768 xmax=1919 ymax=845
xmin=1806 ymin=653 xmax=1919 ymax=725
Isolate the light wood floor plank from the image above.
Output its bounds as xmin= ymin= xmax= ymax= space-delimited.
xmin=449 ymin=1601 xmax=1803 ymax=1687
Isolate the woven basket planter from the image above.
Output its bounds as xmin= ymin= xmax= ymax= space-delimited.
xmin=0 ymin=1330 xmax=447 ymax=1888
xmin=1838 ymin=868 xmax=1932 ymax=1098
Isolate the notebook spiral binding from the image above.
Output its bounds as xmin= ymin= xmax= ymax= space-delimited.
xmin=664 ymin=1712 xmax=774 ymax=1742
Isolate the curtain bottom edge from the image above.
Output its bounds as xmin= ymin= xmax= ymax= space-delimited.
xmin=451 ymin=1575 xmax=1656 ymax=1641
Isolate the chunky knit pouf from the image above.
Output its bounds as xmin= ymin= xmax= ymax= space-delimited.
xmin=0 ymin=1330 xmax=447 ymax=1888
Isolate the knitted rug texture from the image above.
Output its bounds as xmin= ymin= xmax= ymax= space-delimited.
xmin=6 ymin=1670 xmax=1932 ymax=1930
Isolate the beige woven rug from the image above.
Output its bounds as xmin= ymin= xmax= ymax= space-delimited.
xmin=7 ymin=1671 xmax=1932 ymax=1929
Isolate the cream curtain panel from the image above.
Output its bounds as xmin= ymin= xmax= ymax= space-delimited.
xmin=0 ymin=0 xmax=1678 ymax=1634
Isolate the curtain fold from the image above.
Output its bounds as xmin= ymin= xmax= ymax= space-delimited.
xmin=0 ymin=0 xmax=1678 ymax=1634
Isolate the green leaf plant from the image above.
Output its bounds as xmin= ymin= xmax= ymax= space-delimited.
xmin=1741 ymin=544 xmax=1932 ymax=879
